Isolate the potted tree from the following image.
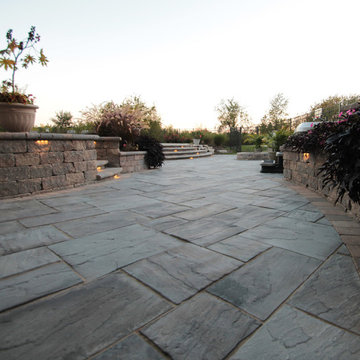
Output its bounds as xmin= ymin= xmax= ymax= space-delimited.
xmin=0 ymin=26 xmax=48 ymax=132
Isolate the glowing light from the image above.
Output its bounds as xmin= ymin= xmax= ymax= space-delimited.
xmin=114 ymin=175 xmax=120 ymax=179
xmin=94 ymin=141 xmax=96 ymax=145
xmin=97 ymin=166 xmax=102 ymax=171
xmin=303 ymin=153 xmax=310 ymax=161
xmin=35 ymin=140 xmax=49 ymax=145
xmin=190 ymin=157 xmax=194 ymax=159
xmin=196 ymin=152 xmax=199 ymax=155
xmin=174 ymin=149 xmax=178 ymax=152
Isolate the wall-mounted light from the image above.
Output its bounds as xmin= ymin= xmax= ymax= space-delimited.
xmin=174 ymin=149 xmax=178 ymax=152
xmin=35 ymin=140 xmax=49 ymax=145
xmin=303 ymin=153 xmax=310 ymax=162
xmin=113 ymin=175 xmax=120 ymax=179
xmin=97 ymin=166 xmax=102 ymax=171
xmin=190 ymin=157 xmax=194 ymax=159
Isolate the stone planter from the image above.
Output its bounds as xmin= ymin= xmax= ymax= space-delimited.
xmin=193 ymin=138 xmax=200 ymax=146
xmin=0 ymin=102 xmax=38 ymax=132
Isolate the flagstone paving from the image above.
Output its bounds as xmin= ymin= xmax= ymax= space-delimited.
xmin=0 ymin=156 xmax=359 ymax=359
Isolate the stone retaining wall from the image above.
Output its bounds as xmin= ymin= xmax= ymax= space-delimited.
xmin=119 ymin=151 xmax=147 ymax=173
xmin=283 ymin=150 xmax=360 ymax=221
xmin=237 ymin=152 xmax=270 ymax=160
xmin=95 ymin=137 xmax=121 ymax=167
xmin=0 ymin=133 xmax=98 ymax=198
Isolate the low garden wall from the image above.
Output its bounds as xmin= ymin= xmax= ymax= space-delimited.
xmin=95 ymin=137 xmax=121 ymax=167
xmin=119 ymin=151 xmax=147 ymax=173
xmin=0 ymin=133 xmax=98 ymax=198
xmin=237 ymin=152 xmax=270 ymax=160
xmin=283 ymin=150 xmax=360 ymax=221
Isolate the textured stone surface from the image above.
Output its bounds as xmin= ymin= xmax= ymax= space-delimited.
xmin=230 ymin=305 xmax=360 ymax=360
xmin=208 ymin=248 xmax=320 ymax=320
xmin=131 ymin=202 xmax=190 ymax=219
xmin=0 ymin=247 xmax=60 ymax=279
xmin=49 ymin=224 xmax=182 ymax=279
xmin=93 ymin=334 xmax=165 ymax=360
xmin=55 ymin=210 xmax=146 ymax=238
xmin=142 ymin=293 xmax=260 ymax=360
xmin=0 ymin=262 xmax=82 ymax=311
xmin=164 ymin=218 xmax=245 ymax=246
xmin=125 ymin=244 xmax=241 ymax=303
xmin=0 ymin=225 xmax=70 ymax=255
xmin=240 ymin=217 xmax=341 ymax=260
xmin=0 ymin=273 xmax=172 ymax=360
xmin=208 ymin=234 xmax=271 ymax=262
xmin=174 ymin=203 xmax=235 ymax=220
xmin=289 ymin=254 xmax=360 ymax=335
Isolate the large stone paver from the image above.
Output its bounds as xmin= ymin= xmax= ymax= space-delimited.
xmin=240 ymin=216 xmax=341 ymax=260
xmin=208 ymin=247 xmax=321 ymax=320
xmin=0 ymin=273 xmax=172 ymax=360
xmin=230 ymin=305 xmax=360 ymax=360
xmin=289 ymin=254 xmax=360 ymax=335
xmin=124 ymin=244 xmax=241 ymax=303
xmin=49 ymin=224 xmax=183 ymax=280
xmin=142 ymin=292 xmax=260 ymax=360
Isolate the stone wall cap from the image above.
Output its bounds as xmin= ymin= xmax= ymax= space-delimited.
xmin=97 ymin=136 xmax=122 ymax=141
xmin=0 ymin=132 xmax=100 ymax=140
xmin=120 ymin=151 xmax=147 ymax=155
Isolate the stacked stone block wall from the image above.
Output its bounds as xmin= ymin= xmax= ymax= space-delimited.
xmin=283 ymin=150 xmax=360 ymax=221
xmin=0 ymin=133 xmax=98 ymax=198
xmin=95 ymin=137 xmax=121 ymax=167
xmin=119 ymin=151 xmax=147 ymax=173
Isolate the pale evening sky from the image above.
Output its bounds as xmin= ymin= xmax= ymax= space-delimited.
xmin=1 ymin=0 xmax=359 ymax=130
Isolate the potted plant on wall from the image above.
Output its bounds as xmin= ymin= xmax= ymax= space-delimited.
xmin=0 ymin=26 xmax=48 ymax=132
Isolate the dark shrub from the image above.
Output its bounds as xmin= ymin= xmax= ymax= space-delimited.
xmin=136 ymin=134 xmax=165 ymax=168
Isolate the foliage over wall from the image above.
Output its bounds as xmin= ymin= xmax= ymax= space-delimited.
xmin=284 ymin=105 xmax=360 ymax=204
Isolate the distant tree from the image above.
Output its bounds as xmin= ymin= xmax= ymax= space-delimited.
xmin=306 ymin=94 xmax=360 ymax=122
xmin=51 ymin=110 xmax=73 ymax=128
xmin=216 ymin=98 xmax=250 ymax=132
xmin=260 ymin=93 xmax=289 ymax=133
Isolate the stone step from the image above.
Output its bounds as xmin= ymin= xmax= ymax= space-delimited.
xmin=165 ymin=152 xmax=213 ymax=160
xmin=163 ymin=149 xmax=209 ymax=155
xmin=96 ymin=167 xmax=123 ymax=181
xmin=96 ymin=160 xmax=109 ymax=170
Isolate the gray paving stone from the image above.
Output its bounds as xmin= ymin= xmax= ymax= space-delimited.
xmin=0 ymin=199 xmax=55 ymax=222
xmin=230 ymin=305 xmax=360 ymax=360
xmin=208 ymin=234 xmax=272 ymax=262
xmin=93 ymin=334 xmax=165 ymax=360
xmin=0 ymin=225 xmax=70 ymax=255
xmin=338 ymin=244 xmax=350 ymax=255
xmin=250 ymin=197 xmax=308 ymax=211
xmin=49 ymin=224 xmax=183 ymax=280
xmin=131 ymin=202 xmax=190 ymax=219
xmin=0 ymin=262 xmax=82 ymax=311
xmin=241 ymin=217 xmax=341 ymax=260
xmin=142 ymin=293 xmax=260 ymax=360
xmin=0 ymin=247 xmax=60 ymax=279
xmin=124 ymin=244 xmax=241 ymax=303
xmin=0 ymin=273 xmax=172 ymax=360
xmin=164 ymin=218 xmax=245 ymax=246
xmin=0 ymin=220 xmax=24 ymax=235
xmin=93 ymin=195 xmax=162 ymax=212
xmin=289 ymin=254 xmax=360 ymax=335
xmin=316 ymin=217 xmax=332 ymax=226
xmin=208 ymin=247 xmax=321 ymax=320
xmin=19 ymin=207 xmax=105 ymax=227
xmin=286 ymin=208 xmax=323 ymax=222
xmin=55 ymin=210 xmax=147 ymax=238
xmin=212 ymin=205 xmax=284 ymax=229
xmin=140 ymin=216 xmax=188 ymax=231
xmin=174 ymin=203 xmax=235 ymax=220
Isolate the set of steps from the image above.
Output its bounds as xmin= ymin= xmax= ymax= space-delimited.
xmin=162 ymin=143 xmax=214 ymax=160
xmin=96 ymin=160 xmax=123 ymax=181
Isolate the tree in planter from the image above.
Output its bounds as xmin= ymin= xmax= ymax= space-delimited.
xmin=0 ymin=26 xmax=48 ymax=103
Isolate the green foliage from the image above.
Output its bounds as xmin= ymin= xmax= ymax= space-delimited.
xmin=216 ymin=98 xmax=249 ymax=132
xmin=51 ymin=110 xmax=73 ymax=129
xmin=136 ymin=134 xmax=165 ymax=168
xmin=0 ymin=81 xmax=35 ymax=104
xmin=284 ymin=105 xmax=360 ymax=204
xmin=245 ymin=134 xmax=264 ymax=149
xmin=213 ymin=133 xmax=227 ymax=147
xmin=162 ymin=126 xmax=192 ymax=143
xmin=266 ymin=129 xmax=293 ymax=151
xmin=0 ymin=26 xmax=48 ymax=99
xmin=260 ymin=93 xmax=289 ymax=133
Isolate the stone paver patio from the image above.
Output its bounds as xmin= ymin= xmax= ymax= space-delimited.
xmin=0 ymin=156 xmax=359 ymax=359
